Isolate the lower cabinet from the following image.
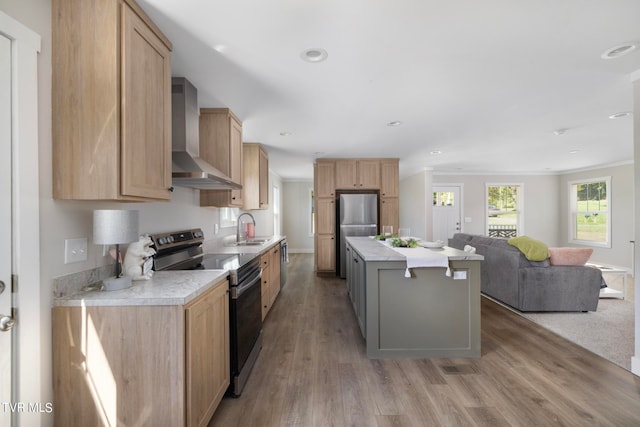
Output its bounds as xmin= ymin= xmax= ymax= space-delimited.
xmin=345 ymin=243 xmax=366 ymax=338
xmin=261 ymin=244 xmax=281 ymax=320
xmin=52 ymin=277 xmax=229 ymax=427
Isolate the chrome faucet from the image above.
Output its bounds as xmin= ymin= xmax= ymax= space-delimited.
xmin=236 ymin=212 xmax=256 ymax=243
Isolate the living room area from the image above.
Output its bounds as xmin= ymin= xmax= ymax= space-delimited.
xmin=399 ymin=160 xmax=635 ymax=371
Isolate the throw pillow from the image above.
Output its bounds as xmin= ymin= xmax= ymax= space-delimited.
xmin=548 ymin=247 xmax=593 ymax=266
xmin=507 ymin=236 xmax=550 ymax=261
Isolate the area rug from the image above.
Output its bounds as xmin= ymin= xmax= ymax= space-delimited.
xmin=521 ymin=297 xmax=634 ymax=371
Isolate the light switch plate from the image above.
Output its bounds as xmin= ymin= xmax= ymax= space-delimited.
xmin=65 ymin=238 xmax=88 ymax=264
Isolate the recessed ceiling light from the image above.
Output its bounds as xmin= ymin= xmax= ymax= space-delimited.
xmin=609 ymin=111 xmax=633 ymax=119
xmin=601 ymin=43 xmax=637 ymax=59
xmin=569 ymin=150 xmax=579 ymax=154
xmin=430 ymin=150 xmax=442 ymax=155
xmin=301 ymin=48 xmax=328 ymax=63
xmin=553 ymin=128 xmax=568 ymax=136
xmin=387 ymin=121 xmax=402 ymax=127
xmin=280 ymin=132 xmax=292 ymax=136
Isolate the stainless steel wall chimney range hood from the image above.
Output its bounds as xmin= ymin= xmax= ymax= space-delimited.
xmin=171 ymin=77 xmax=242 ymax=190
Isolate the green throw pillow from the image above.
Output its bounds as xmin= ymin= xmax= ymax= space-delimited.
xmin=507 ymin=236 xmax=550 ymax=261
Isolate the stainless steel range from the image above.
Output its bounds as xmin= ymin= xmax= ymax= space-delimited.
xmin=150 ymin=228 xmax=263 ymax=397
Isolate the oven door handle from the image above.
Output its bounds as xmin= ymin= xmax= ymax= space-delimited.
xmin=231 ymin=268 xmax=263 ymax=299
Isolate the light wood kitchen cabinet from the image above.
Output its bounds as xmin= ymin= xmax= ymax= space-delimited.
xmin=260 ymin=244 xmax=281 ymax=319
xmin=380 ymin=197 xmax=399 ymax=234
xmin=52 ymin=277 xmax=229 ymax=427
xmin=199 ymin=108 xmax=244 ymax=207
xmin=243 ymin=143 xmax=269 ymax=210
xmin=52 ymin=0 xmax=172 ymax=201
xmin=335 ymin=159 xmax=380 ymax=189
xmin=260 ymin=252 xmax=271 ymax=320
xmin=315 ymin=160 xmax=336 ymax=198
xmin=316 ymin=198 xmax=336 ymax=235
xmin=380 ymin=159 xmax=399 ymax=198
xmin=316 ymin=234 xmax=337 ymax=272
xmin=269 ymin=245 xmax=281 ymax=307
xmin=185 ymin=279 xmax=230 ymax=427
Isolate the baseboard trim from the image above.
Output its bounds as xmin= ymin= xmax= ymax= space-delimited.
xmin=632 ymin=356 xmax=640 ymax=377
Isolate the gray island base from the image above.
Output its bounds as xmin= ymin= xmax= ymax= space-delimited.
xmin=345 ymin=237 xmax=484 ymax=359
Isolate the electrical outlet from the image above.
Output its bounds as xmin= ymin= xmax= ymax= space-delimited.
xmin=64 ymin=238 xmax=88 ymax=264
xmin=453 ymin=270 xmax=467 ymax=280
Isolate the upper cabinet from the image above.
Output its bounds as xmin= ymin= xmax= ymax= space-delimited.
xmin=52 ymin=0 xmax=173 ymax=201
xmin=335 ymin=159 xmax=380 ymax=189
xmin=199 ymin=108 xmax=244 ymax=207
xmin=380 ymin=159 xmax=399 ymax=198
xmin=242 ymin=143 xmax=269 ymax=210
xmin=315 ymin=161 xmax=336 ymax=198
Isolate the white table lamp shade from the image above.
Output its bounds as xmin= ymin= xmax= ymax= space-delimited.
xmin=93 ymin=210 xmax=139 ymax=245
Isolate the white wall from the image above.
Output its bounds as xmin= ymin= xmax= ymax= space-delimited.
xmin=432 ymin=173 xmax=561 ymax=246
xmin=399 ymin=169 xmax=432 ymax=240
xmin=632 ymin=72 xmax=640 ymax=377
xmin=558 ymin=163 xmax=634 ymax=269
xmin=282 ymin=181 xmax=314 ymax=253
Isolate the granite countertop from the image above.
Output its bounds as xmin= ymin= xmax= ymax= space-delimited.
xmin=205 ymin=234 xmax=286 ymax=255
xmin=53 ymin=270 xmax=229 ymax=307
xmin=345 ymin=236 xmax=484 ymax=262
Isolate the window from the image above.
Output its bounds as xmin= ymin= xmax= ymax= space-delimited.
xmin=273 ymin=185 xmax=280 ymax=235
xmin=310 ymin=188 xmax=315 ymax=236
xmin=569 ymin=177 xmax=610 ymax=247
xmin=433 ymin=191 xmax=455 ymax=207
xmin=486 ymin=184 xmax=523 ymax=237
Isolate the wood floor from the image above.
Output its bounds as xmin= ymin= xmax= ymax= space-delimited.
xmin=209 ymin=254 xmax=640 ymax=426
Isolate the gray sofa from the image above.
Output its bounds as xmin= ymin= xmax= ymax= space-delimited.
xmin=448 ymin=233 xmax=601 ymax=312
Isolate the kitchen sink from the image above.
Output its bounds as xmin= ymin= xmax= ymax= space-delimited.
xmin=234 ymin=239 xmax=270 ymax=246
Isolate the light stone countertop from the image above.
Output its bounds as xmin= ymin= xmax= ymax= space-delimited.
xmin=205 ymin=234 xmax=286 ymax=255
xmin=346 ymin=236 xmax=484 ymax=262
xmin=53 ymin=270 xmax=229 ymax=307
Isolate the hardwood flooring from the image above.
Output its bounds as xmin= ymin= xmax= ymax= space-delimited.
xmin=209 ymin=254 xmax=640 ymax=426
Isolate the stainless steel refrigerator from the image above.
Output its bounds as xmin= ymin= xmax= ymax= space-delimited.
xmin=338 ymin=193 xmax=378 ymax=278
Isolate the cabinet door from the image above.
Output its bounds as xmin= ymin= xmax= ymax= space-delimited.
xmin=229 ymin=117 xmax=244 ymax=206
xmin=260 ymin=253 xmax=271 ymax=319
xmin=269 ymin=246 xmax=281 ymax=306
xmin=335 ymin=159 xmax=357 ymax=189
xmin=258 ymin=146 xmax=269 ymax=208
xmin=316 ymin=234 xmax=336 ymax=272
xmin=380 ymin=160 xmax=399 ymax=198
xmin=315 ymin=161 xmax=335 ymax=198
xmin=316 ymin=198 xmax=335 ymax=235
xmin=357 ymin=159 xmax=380 ymax=189
xmin=380 ymin=197 xmax=399 ymax=234
xmin=186 ymin=279 xmax=230 ymax=427
xmin=121 ymin=3 xmax=172 ymax=200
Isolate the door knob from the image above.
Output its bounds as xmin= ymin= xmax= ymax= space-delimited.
xmin=0 ymin=315 xmax=15 ymax=332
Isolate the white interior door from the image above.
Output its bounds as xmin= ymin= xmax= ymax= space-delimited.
xmin=432 ymin=185 xmax=462 ymax=243
xmin=0 ymin=33 xmax=14 ymax=427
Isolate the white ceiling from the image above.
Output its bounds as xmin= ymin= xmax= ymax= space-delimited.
xmin=139 ymin=0 xmax=640 ymax=181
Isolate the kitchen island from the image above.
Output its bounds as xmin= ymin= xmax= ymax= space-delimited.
xmin=345 ymin=236 xmax=483 ymax=359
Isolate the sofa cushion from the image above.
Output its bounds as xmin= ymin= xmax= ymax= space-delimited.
xmin=507 ymin=236 xmax=550 ymax=262
xmin=548 ymin=247 xmax=593 ymax=266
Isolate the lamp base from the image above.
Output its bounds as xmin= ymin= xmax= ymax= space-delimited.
xmin=102 ymin=275 xmax=133 ymax=291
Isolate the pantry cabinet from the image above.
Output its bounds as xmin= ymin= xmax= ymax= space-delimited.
xmin=52 ymin=0 xmax=173 ymax=201
xmin=199 ymin=108 xmax=244 ymax=207
xmin=243 ymin=143 xmax=269 ymax=210
xmin=313 ymin=158 xmax=399 ymax=274
xmin=52 ymin=277 xmax=230 ymax=427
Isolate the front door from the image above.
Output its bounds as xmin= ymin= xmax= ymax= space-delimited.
xmin=432 ymin=185 xmax=462 ymax=243
xmin=0 ymin=33 xmax=14 ymax=427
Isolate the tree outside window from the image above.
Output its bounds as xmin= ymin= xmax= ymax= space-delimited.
xmin=569 ymin=177 xmax=610 ymax=247
xmin=486 ymin=184 xmax=522 ymax=237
